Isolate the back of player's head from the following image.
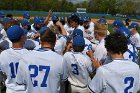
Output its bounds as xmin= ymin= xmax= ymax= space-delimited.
xmin=70 ymin=29 xmax=83 ymax=37
xmin=72 ymin=36 xmax=85 ymax=52
xmin=116 ymin=27 xmax=131 ymax=39
xmin=94 ymin=23 xmax=107 ymax=37
xmin=130 ymin=22 xmax=139 ymax=30
xmin=6 ymin=25 xmax=25 ymax=42
xmin=40 ymin=27 xmax=56 ymax=45
xmin=69 ymin=15 xmax=80 ymax=24
xmin=105 ymin=32 xmax=128 ymax=54
xmin=113 ymin=20 xmax=124 ymax=28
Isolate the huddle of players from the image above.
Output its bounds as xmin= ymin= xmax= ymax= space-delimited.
xmin=0 ymin=11 xmax=140 ymax=93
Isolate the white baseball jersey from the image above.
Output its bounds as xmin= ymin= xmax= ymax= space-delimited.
xmin=83 ymin=38 xmax=93 ymax=54
xmin=0 ymin=48 xmax=29 ymax=93
xmin=88 ymin=59 xmax=140 ymax=93
xmin=130 ymin=33 xmax=140 ymax=48
xmin=64 ymin=23 xmax=74 ymax=35
xmin=124 ymin=43 xmax=139 ymax=63
xmin=47 ymin=21 xmax=54 ymax=27
xmin=16 ymin=48 xmax=67 ymax=93
xmin=63 ymin=52 xmax=93 ymax=92
xmin=89 ymin=21 xmax=94 ymax=33
xmin=93 ymin=39 xmax=107 ymax=63
xmin=54 ymin=36 xmax=67 ymax=55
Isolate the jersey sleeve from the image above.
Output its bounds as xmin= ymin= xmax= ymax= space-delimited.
xmin=88 ymin=67 xmax=106 ymax=93
xmin=61 ymin=57 xmax=69 ymax=81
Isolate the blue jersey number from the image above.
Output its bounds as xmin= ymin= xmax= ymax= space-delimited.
xmin=29 ymin=65 xmax=50 ymax=87
xmin=124 ymin=77 xmax=134 ymax=93
xmin=9 ymin=62 xmax=19 ymax=78
xmin=71 ymin=64 xmax=79 ymax=75
xmin=128 ymin=45 xmax=138 ymax=63
xmin=85 ymin=44 xmax=92 ymax=50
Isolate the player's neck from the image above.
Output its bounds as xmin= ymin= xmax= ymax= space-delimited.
xmin=111 ymin=53 xmax=124 ymax=60
xmin=41 ymin=43 xmax=53 ymax=50
xmin=12 ymin=42 xmax=23 ymax=49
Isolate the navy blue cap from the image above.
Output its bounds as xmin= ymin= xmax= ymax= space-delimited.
xmin=97 ymin=18 xmax=107 ymax=24
xmin=21 ymin=20 xmax=30 ymax=26
xmin=6 ymin=25 xmax=24 ymax=40
xmin=23 ymin=12 xmax=30 ymax=19
xmin=70 ymin=29 xmax=83 ymax=37
xmin=52 ymin=15 xmax=59 ymax=21
xmin=113 ymin=20 xmax=124 ymax=27
xmin=73 ymin=36 xmax=85 ymax=46
xmin=60 ymin=17 xmax=65 ymax=21
xmin=130 ymin=22 xmax=139 ymax=29
xmin=0 ymin=12 xmax=5 ymax=17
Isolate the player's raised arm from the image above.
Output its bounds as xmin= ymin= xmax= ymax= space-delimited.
xmin=56 ymin=21 xmax=67 ymax=36
xmin=43 ymin=10 xmax=52 ymax=26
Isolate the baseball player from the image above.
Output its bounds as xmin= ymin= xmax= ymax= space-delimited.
xmin=64 ymin=36 xmax=93 ymax=93
xmin=0 ymin=25 xmax=28 ymax=93
xmin=69 ymin=15 xmax=85 ymax=35
xmin=64 ymin=16 xmax=74 ymax=35
xmin=117 ymin=27 xmax=139 ymax=63
xmin=129 ymin=22 xmax=140 ymax=48
xmin=16 ymin=27 xmax=67 ymax=93
xmin=93 ymin=23 xmax=107 ymax=63
xmin=88 ymin=32 xmax=140 ymax=93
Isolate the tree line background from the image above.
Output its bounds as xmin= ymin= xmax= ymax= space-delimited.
xmin=0 ymin=0 xmax=140 ymax=15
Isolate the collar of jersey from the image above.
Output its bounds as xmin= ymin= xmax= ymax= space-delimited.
xmin=11 ymin=47 xmax=24 ymax=50
xmin=113 ymin=58 xmax=128 ymax=61
xmin=36 ymin=48 xmax=51 ymax=52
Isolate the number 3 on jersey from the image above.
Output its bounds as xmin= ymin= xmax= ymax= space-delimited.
xmin=29 ymin=65 xmax=50 ymax=87
xmin=124 ymin=77 xmax=134 ymax=93
xmin=71 ymin=64 xmax=79 ymax=75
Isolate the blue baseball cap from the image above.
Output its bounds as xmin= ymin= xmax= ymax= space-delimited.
xmin=21 ymin=20 xmax=30 ymax=26
xmin=83 ymin=17 xmax=89 ymax=22
xmin=52 ymin=15 xmax=59 ymax=21
xmin=34 ymin=16 xmax=42 ymax=25
xmin=0 ymin=12 xmax=5 ymax=17
xmin=113 ymin=20 xmax=124 ymax=27
xmin=6 ymin=25 xmax=24 ymax=41
xmin=97 ymin=18 xmax=107 ymax=24
xmin=73 ymin=36 xmax=85 ymax=46
xmin=2 ymin=17 xmax=12 ymax=23
xmin=60 ymin=17 xmax=65 ymax=21
xmin=23 ymin=12 xmax=30 ymax=19
xmin=70 ymin=29 xmax=83 ymax=37
xmin=116 ymin=27 xmax=131 ymax=39
xmin=130 ymin=22 xmax=139 ymax=29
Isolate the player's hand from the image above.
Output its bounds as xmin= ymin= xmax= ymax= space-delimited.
xmin=85 ymin=29 xmax=90 ymax=33
xmin=48 ymin=10 xmax=52 ymax=17
xmin=90 ymin=57 xmax=101 ymax=69
xmin=31 ymin=33 xmax=40 ymax=40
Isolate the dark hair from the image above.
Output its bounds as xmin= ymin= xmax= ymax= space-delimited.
xmin=73 ymin=46 xmax=84 ymax=52
xmin=70 ymin=15 xmax=80 ymax=24
xmin=40 ymin=28 xmax=56 ymax=45
xmin=105 ymin=32 xmax=128 ymax=54
xmin=10 ymin=38 xmax=21 ymax=43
